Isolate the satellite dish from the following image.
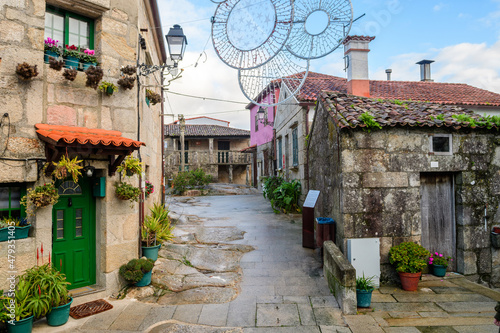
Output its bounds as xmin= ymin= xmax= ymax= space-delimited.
xmin=211 ymin=0 xmax=294 ymax=70
xmin=286 ymin=0 xmax=353 ymax=59
xmin=238 ymin=50 xmax=309 ymax=107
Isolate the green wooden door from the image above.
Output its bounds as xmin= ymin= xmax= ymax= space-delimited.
xmin=52 ymin=178 xmax=96 ymax=290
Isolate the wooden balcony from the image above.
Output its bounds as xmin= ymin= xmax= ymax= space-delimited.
xmin=167 ymin=150 xmax=251 ymax=167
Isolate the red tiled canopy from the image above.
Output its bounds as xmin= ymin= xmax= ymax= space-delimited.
xmin=35 ymin=124 xmax=145 ymax=148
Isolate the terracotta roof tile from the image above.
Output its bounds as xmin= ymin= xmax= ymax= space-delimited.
xmin=164 ymin=124 xmax=250 ymax=137
xmin=291 ymin=72 xmax=500 ymax=106
xmin=35 ymin=124 xmax=145 ymax=147
xmin=343 ymin=35 xmax=376 ymax=44
xmin=319 ymin=91 xmax=499 ymax=131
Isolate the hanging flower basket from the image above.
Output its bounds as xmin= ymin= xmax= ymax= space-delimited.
xmin=21 ymin=183 xmax=59 ymax=216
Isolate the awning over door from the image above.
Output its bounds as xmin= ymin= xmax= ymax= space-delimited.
xmin=35 ymin=124 xmax=145 ymax=176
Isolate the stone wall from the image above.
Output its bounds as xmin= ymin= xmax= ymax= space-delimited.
xmin=0 ymin=0 xmax=165 ymax=294
xmin=309 ymin=103 xmax=500 ymax=285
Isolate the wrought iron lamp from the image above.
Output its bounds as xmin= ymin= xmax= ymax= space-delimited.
xmin=257 ymin=106 xmax=274 ymax=126
xmin=138 ymin=24 xmax=188 ymax=76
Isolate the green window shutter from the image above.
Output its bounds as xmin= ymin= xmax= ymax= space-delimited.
xmin=278 ymin=138 xmax=282 ymax=169
xmin=292 ymin=128 xmax=298 ymax=167
xmin=0 ymin=185 xmax=26 ymax=219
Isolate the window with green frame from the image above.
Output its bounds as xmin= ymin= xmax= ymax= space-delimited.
xmin=44 ymin=6 xmax=94 ymax=50
xmin=292 ymin=127 xmax=298 ymax=167
xmin=0 ymin=185 xmax=26 ymax=219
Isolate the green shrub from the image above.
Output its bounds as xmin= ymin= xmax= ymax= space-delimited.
xmin=262 ymin=176 xmax=284 ymax=201
xmin=172 ymin=168 xmax=212 ymax=195
xmin=119 ymin=258 xmax=155 ymax=284
xmin=389 ymin=242 xmax=430 ymax=273
xmin=263 ymin=177 xmax=301 ymax=214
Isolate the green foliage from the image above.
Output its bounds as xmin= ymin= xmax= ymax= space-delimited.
xmin=428 ymin=252 xmax=453 ymax=266
xmin=268 ymin=179 xmax=302 ymax=214
xmin=21 ymin=183 xmax=59 ymax=216
xmin=451 ymin=114 xmax=500 ymax=130
xmin=262 ymin=176 xmax=284 ymax=201
xmin=146 ymin=89 xmax=162 ymax=105
xmin=141 ymin=215 xmax=174 ymax=247
xmin=172 ymin=168 xmax=212 ymax=195
xmin=358 ymin=112 xmax=382 ymax=132
xmin=98 ymin=81 xmax=118 ymax=95
xmin=0 ymin=290 xmax=13 ymax=322
xmin=356 ymin=273 xmax=375 ymax=291
xmin=389 ymin=242 xmax=430 ymax=273
xmin=119 ymin=258 xmax=155 ymax=284
xmin=0 ymin=217 xmax=29 ymax=228
xmin=115 ymin=182 xmax=141 ymax=202
xmin=52 ymin=155 xmax=83 ymax=182
xmin=117 ymin=155 xmax=144 ymax=177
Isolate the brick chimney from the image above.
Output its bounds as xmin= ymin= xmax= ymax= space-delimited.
xmin=343 ymin=36 xmax=375 ymax=97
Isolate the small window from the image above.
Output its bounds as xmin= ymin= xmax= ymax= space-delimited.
xmin=292 ymin=127 xmax=298 ymax=167
xmin=0 ymin=185 xmax=26 ymax=219
xmin=277 ymin=137 xmax=283 ymax=169
xmin=58 ymin=181 xmax=82 ymax=195
xmin=255 ymin=114 xmax=259 ymax=132
xmin=218 ymin=141 xmax=230 ymax=150
xmin=45 ymin=6 xmax=94 ymax=50
xmin=430 ymin=134 xmax=452 ymax=155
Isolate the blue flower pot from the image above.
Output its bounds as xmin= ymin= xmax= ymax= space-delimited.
xmin=46 ymin=297 xmax=73 ymax=326
xmin=432 ymin=264 xmax=447 ymax=277
xmin=0 ymin=225 xmax=31 ymax=242
xmin=6 ymin=315 xmax=33 ymax=333
xmin=44 ymin=50 xmax=59 ymax=63
xmin=64 ymin=56 xmax=79 ymax=69
xmin=142 ymin=244 xmax=161 ymax=261
xmin=356 ymin=288 xmax=373 ymax=308
xmin=135 ymin=270 xmax=152 ymax=287
xmin=82 ymin=62 xmax=96 ymax=71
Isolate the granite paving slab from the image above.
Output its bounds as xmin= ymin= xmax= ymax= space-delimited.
xmin=256 ymin=303 xmax=300 ymax=327
xmin=436 ymin=301 xmax=497 ymax=313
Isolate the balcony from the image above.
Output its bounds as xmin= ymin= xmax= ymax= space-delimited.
xmin=166 ymin=150 xmax=251 ymax=168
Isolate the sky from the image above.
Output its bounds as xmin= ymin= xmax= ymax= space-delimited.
xmin=157 ymin=0 xmax=500 ymax=130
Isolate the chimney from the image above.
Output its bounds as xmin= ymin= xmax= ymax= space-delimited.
xmin=385 ymin=69 xmax=392 ymax=81
xmin=343 ymin=35 xmax=375 ymax=97
xmin=416 ymin=60 xmax=434 ymax=82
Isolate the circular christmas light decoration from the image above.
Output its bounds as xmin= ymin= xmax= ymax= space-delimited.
xmin=212 ymin=0 xmax=294 ymax=70
xmin=238 ymin=50 xmax=309 ymax=107
xmin=286 ymin=0 xmax=353 ymax=60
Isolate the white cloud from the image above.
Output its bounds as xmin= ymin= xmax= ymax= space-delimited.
xmin=433 ymin=3 xmax=447 ymax=11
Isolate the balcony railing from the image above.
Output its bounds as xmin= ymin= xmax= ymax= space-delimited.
xmin=165 ymin=150 xmax=251 ymax=167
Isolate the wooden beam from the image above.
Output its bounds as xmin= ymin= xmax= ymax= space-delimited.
xmin=108 ymin=154 xmax=127 ymax=176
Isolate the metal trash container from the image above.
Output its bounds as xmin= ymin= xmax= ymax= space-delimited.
xmin=315 ymin=217 xmax=335 ymax=249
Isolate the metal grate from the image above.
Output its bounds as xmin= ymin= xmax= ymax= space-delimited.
xmin=69 ymin=299 xmax=113 ymax=319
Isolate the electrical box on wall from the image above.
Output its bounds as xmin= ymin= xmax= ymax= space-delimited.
xmin=92 ymin=177 xmax=106 ymax=197
xmin=347 ymin=238 xmax=381 ymax=287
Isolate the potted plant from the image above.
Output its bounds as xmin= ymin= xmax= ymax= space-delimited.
xmin=81 ymin=48 xmax=98 ymax=70
xmin=356 ymin=273 xmax=375 ymax=308
xmin=146 ymin=89 xmax=162 ymax=105
xmin=145 ymin=181 xmax=154 ymax=198
xmin=49 ymin=57 xmax=64 ymax=71
xmin=52 ymin=155 xmax=83 ymax=182
xmin=85 ymin=65 xmax=103 ymax=89
xmin=15 ymin=62 xmax=38 ymax=80
xmin=5 ymin=279 xmax=38 ymax=333
xmin=117 ymin=76 xmax=136 ymax=90
xmin=21 ymin=183 xmax=59 ymax=216
xmin=428 ymin=252 xmax=452 ymax=277
xmin=44 ymin=37 xmax=61 ymax=63
xmin=141 ymin=203 xmax=174 ymax=260
xmin=119 ymin=258 xmax=155 ymax=287
xmin=115 ymin=182 xmax=141 ymax=202
xmin=63 ymin=45 xmax=81 ymax=69
xmin=62 ymin=68 xmax=78 ymax=81
xmin=121 ymin=65 xmax=137 ymax=76
xmin=0 ymin=217 xmax=31 ymax=242
xmin=389 ymin=242 xmax=430 ymax=291
xmin=98 ymin=81 xmax=118 ymax=96
xmin=117 ymin=155 xmax=144 ymax=177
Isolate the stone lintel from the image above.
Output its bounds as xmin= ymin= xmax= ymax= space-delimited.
xmin=363 ymin=172 xmax=408 ymax=188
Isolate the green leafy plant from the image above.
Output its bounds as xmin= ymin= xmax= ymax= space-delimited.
xmin=141 ymin=215 xmax=174 ymax=247
xmin=117 ymin=155 xmax=144 ymax=177
xmin=81 ymin=48 xmax=97 ymax=63
xmin=262 ymin=176 xmax=284 ymax=201
xmin=63 ymin=44 xmax=81 ymax=59
xmin=356 ymin=273 xmax=375 ymax=291
xmin=44 ymin=38 xmax=62 ymax=56
xmin=115 ymin=182 xmax=141 ymax=202
xmin=98 ymin=81 xmax=118 ymax=96
xmin=119 ymin=258 xmax=155 ymax=284
xmin=52 ymin=155 xmax=83 ymax=182
xmin=0 ymin=290 xmax=13 ymax=322
xmin=171 ymin=168 xmax=212 ymax=195
xmin=428 ymin=252 xmax=452 ymax=267
xmin=21 ymin=183 xmax=59 ymax=216
xmin=389 ymin=242 xmax=430 ymax=273
xmin=0 ymin=217 xmax=29 ymax=227
xmin=269 ymin=179 xmax=302 ymax=214
xmin=22 ymin=263 xmax=70 ymax=310
xmin=146 ymin=89 xmax=162 ymax=105
xmin=145 ymin=181 xmax=154 ymax=197
xmin=358 ymin=112 xmax=382 ymax=132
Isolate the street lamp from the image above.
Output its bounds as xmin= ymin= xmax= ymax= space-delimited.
xmin=137 ymin=24 xmax=188 ymax=76
xmin=257 ymin=106 xmax=274 ymax=126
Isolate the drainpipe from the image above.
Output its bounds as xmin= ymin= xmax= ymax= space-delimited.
xmin=180 ymin=115 xmax=185 ymax=171
xmin=137 ymin=34 xmax=144 ymax=257
xmin=160 ymin=70 xmax=165 ymax=204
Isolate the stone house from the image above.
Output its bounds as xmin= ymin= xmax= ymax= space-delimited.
xmin=0 ymin=0 xmax=167 ymax=295
xmin=164 ymin=120 xmax=252 ymax=185
xmin=309 ymin=91 xmax=500 ymax=285
xmin=254 ymin=35 xmax=500 ymax=195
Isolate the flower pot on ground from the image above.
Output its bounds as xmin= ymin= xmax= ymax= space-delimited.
xmin=119 ymin=258 xmax=155 ymax=287
xmin=398 ymin=272 xmax=421 ymax=291
xmin=141 ymin=203 xmax=174 ymax=261
xmin=98 ymin=81 xmax=117 ymax=96
xmin=6 ymin=315 xmax=34 ymax=333
xmin=428 ymin=252 xmax=452 ymax=277
xmin=356 ymin=274 xmax=375 ymax=308
xmin=46 ymin=297 xmax=73 ymax=326
xmin=389 ymin=242 xmax=430 ymax=291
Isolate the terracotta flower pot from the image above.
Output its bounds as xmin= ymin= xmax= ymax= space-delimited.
xmin=398 ymin=272 xmax=421 ymax=291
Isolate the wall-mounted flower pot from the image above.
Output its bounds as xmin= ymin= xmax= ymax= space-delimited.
xmin=64 ymin=56 xmax=79 ymax=69
xmin=0 ymin=225 xmax=31 ymax=242
xmin=82 ymin=61 xmax=97 ymax=71
xmin=491 ymin=232 xmax=500 ymax=248
xmin=44 ymin=50 xmax=59 ymax=63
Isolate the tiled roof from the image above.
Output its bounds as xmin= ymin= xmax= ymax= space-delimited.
xmin=343 ymin=35 xmax=376 ymax=44
xmin=288 ymin=72 xmax=500 ymax=106
xmin=319 ymin=91 xmax=498 ymax=130
xmin=35 ymin=124 xmax=145 ymax=147
xmin=164 ymin=124 xmax=250 ymax=137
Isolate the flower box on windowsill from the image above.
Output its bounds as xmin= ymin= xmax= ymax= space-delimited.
xmin=0 ymin=225 xmax=31 ymax=242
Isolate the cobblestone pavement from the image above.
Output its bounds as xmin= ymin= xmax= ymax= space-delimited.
xmin=32 ymin=194 xmax=500 ymax=332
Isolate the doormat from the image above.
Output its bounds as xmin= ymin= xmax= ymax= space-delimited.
xmin=70 ymin=299 xmax=113 ymax=319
